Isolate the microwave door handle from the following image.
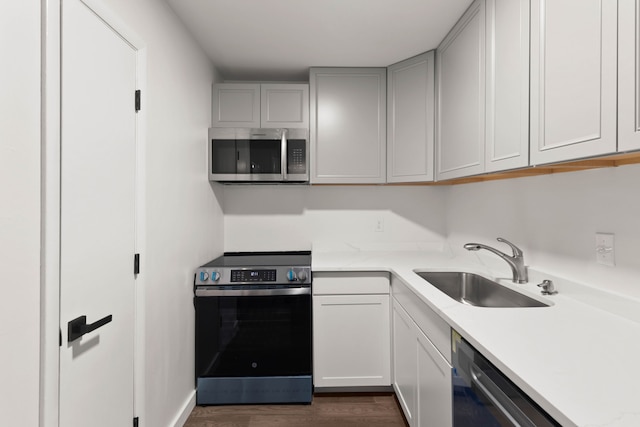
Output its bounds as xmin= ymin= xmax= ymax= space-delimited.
xmin=470 ymin=363 xmax=536 ymax=427
xmin=281 ymin=129 xmax=288 ymax=181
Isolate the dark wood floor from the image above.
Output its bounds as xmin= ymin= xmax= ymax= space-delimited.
xmin=184 ymin=394 xmax=409 ymax=427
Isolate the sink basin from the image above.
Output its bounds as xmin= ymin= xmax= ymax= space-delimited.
xmin=415 ymin=271 xmax=549 ymax=308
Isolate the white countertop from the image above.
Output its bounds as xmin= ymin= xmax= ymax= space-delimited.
xmin=312 ymin=246 xmax=640 ymax=427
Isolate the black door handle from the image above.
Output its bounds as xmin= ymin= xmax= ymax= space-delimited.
xmin=67 ymin=314 xmax=113 ymax=343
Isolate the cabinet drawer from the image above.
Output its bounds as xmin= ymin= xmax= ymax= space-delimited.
xmin=313 ymin=272 xmax=390 ymax=295
xmin=392 ymin=275 xmax=451 ymax=362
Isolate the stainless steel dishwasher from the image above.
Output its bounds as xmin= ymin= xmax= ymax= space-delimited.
xmin=452 ymin=332 xmax=560 ymax=427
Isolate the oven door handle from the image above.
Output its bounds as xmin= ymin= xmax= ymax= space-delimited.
xmin=470 ymin=363 xmax=536 ymax=427
xmin=195 ymin=287 xmax=310 ymax=297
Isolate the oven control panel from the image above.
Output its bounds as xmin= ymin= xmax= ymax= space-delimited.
xmin=231 ymin=269 xmax=276 ymax=282
xmin=195 ymin=266 xmax=311 ymax=286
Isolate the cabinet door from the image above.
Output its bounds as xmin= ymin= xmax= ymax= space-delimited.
xmin=310 ymin=68 xmax=387 ymax=184
xmin=313 ymin=294 xmax=391 ymax=388
xmin=387 ymin=52 xmax=435 ymax=183
xmin=392 ymin=299 xmax=417 ymax=426
xmin=530 ymin=0 xmax=617 ymax=164
xmin=416 ymin=329 xmax=452 ymax=427
xmin=485 ymin=0 xmax=530 ymax=172
xmin=260 ymin=84 xmax=309 ymax=129
xmin=619 ymin=0 xmax=640 ymax=151
xmin=436 ymin=0 xmax=486 ymax=180
xmin=212 ymin=83 xmax=260 ymax=128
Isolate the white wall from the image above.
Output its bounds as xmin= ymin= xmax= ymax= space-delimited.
xmin=78 ymin=1 xmax=224 ymax=425
xmin=0 ymin=2 xmax=41 ymax=426
xmin=223 ymin=185 xmax=447 ymax=252
xmin=445 ymin=164 xmax=640 ymax=300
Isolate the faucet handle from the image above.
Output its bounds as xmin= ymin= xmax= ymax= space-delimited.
xmin=537 ymin=279 xmax=558 ymax=295
xmin=497 ymin=237 xmax=523 ymax=257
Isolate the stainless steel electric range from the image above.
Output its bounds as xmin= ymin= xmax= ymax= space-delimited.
xmin=194 ymin=251 xmax=312 ymax=405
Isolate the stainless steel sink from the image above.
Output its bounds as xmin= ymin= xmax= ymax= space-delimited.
xmin=415 ymin=271 xmax=549 ymax=308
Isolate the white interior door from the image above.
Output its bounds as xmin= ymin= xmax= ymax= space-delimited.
xmin=60 ymin=0 xmax=137 ymax=425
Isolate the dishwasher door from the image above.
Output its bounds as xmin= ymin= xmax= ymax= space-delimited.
xmin=452 ymin=333 xmax=560 ymax=427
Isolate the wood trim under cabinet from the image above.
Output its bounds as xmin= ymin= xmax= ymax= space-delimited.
xmin=310 ymin=151 xmax=640 ymax=186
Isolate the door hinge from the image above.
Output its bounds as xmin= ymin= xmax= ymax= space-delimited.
xmin=134 ymin=253 xmax=140 ymax=275
xmin=59 ymin=328 xmax=62 ymax=347
xmin=135 ymin=90 xmax=141 ymax=112
xmin=133 ymin=417 xmax=139 ymax=427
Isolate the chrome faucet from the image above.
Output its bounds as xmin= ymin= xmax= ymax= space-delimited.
xmin=464 ymin=237 xmax=528 ymax=284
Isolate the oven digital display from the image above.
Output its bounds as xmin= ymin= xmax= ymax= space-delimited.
xmin=230 ymin=269 xmax=277 ymax=282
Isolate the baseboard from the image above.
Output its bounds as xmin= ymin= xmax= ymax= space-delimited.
xmin=171 ymin=390 xmax=196 ymax=427
xmin=314 ymin=385 xmax=394 ymax=394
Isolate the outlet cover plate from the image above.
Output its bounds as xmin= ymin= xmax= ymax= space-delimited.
xmin=595 ymin=232 xmax=615 ymax=267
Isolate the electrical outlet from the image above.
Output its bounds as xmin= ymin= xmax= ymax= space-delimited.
xmin=375 ymin=218 xmax=384 ymax=232
xmin=595 ymin=232 xmax=615 ymax=266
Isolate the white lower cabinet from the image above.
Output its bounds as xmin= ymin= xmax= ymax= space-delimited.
xmin=392 ymin=285 xmax=452 ymax=427
xmin=313 ymin=272 xmax=451 ymax=425
xmin=392 ymin=299 xmax=419 ymax=425
xmin=312 ymin=272 xmax=391 ymax=388
xmin=416 ymin=327 xmax=453 ymax=427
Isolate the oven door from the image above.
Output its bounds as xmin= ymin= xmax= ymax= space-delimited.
xmin=195 ymin=288 xmax=312 ymax=404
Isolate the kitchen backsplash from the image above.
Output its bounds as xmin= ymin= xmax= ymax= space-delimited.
xmin=222 ymin=185 xmax=448 ymax=252
xmin=446 ymin=163 xmax=640 ymax=300
xmin=222 ymin=163 xmax=640 ymax=301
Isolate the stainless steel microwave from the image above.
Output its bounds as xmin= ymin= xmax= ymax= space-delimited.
xmin=208 ymin=128 xmax=309 ymax=183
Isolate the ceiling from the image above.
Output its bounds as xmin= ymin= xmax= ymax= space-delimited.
xmin=165 ymin=0 xmax=473 ymax=81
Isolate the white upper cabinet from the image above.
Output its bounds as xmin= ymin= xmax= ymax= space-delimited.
xmin=530 ymin=0 xmax=617 ymax=165
xmin=212 ymin=83 xmax=309 ymax=128
xmin=485 ymin=0 xmax=530 ymax=172
xmin=619 ymin=0 xmax=640 ymax=151
xmin=437 ymin=0 xmax=530 ymax=180
xmin=260 ymin=84 xmax=309 ymax=128
xmin=387 ymin=52 xmax=435 ymax=183
xmin=310 ymin=68 xmax=387 ymax=184
xmin=212 ymin=83 xmax=260 ymax=128
xmin=436 ymin=0 xmax=486 ymax=181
